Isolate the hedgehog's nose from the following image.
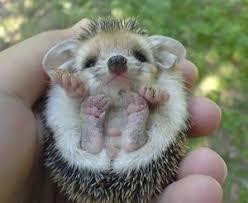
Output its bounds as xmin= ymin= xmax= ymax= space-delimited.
xmin=108 ymin=55 xmax=127 ymax=74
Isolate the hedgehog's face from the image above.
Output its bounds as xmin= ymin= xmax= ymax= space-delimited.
xmin=42 ymin=20 xmax=186 ymax=94
xmin=73 ymin=31 xmax=159 ymax=93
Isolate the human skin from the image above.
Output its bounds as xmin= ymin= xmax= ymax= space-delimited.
xmin=0 ymin=19 xmax=226 ymax=203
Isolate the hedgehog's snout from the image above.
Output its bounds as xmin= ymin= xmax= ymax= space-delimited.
xmin=107 ymin=55 xmax=128 ymax=74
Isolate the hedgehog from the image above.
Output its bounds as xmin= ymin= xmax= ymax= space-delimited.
xmin=39 ymin=18 xmax=188 ymax=203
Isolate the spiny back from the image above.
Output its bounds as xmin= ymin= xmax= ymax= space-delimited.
xmin=79 ymin=18 xmax=146 ymax=40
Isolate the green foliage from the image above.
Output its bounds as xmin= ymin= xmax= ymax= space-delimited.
xmin=0 ymin=0 xmax=247 ymax=202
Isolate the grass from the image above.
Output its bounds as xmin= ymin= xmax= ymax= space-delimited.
xmin=0 ymin=0 xmax=247 ymax=202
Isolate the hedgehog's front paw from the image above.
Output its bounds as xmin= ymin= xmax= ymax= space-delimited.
xmin=138 ymin=86 xmax=169 ymax=104
xmin=81 ymin=95 xmax=111 ymax=119
xmin=125 ymin=94 xmax=148 ymax=116
xmin=50 ymin=71 xmax=85 ymax=99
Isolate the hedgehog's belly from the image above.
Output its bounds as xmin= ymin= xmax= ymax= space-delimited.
xmin=42 ymin=82 xmax=188 ymax=202
xmin=43 ymin=122 xmax=186 ymax=203
xmin=104 ymin=108 xmax=125 ymax=160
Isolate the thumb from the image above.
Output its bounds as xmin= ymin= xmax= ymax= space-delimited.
xmin=0 ymin=18 xmax=90 ymax=107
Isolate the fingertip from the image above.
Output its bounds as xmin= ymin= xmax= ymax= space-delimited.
xmin=157 ymin=175 xmax=223 ymax=203
xmin=66 ymin=18 xmax=92 ymax=38
xmin=177 ymin=59 xmax=198 ymax=89
xmin=188 ymin=96 xmax=221 ymax=136
xmin=178 ymin=147 xmax=228 ymax=184
xmin=0 ymin=97 xmax=38 ymax=201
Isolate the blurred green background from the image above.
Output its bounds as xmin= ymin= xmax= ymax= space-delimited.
xmin=0 ymin=0 xmax=247 ymax=202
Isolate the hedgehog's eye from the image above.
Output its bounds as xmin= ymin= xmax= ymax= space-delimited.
xmin=84 ymin=57 xmax=97 ymax=68
xmin=133 ymin=50 xmax=148 ymax=62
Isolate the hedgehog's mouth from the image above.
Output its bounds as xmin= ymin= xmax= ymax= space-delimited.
xmin=106 ymin=72 xmax=129 ymax=86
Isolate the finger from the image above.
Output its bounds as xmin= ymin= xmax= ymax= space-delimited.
xmin=0 ymin=19 xmax=90 ymax=107
xmin=176 ymin=59 xmax=198 ymax=89
xmin=156 ymin=175 xmax=223 ymax=203
xmin=69 ymin=18 xmax=92 ymax=37
xmin=178 ymin=147 xmax=227 ymax=184
xmin=188 ymin=96 xmax=221 ymax=137
xmin=0 ymin=95 xmax=38 ymax=201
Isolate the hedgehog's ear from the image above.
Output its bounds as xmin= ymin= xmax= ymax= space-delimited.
xmin=42 ymin=39 xmax=80 ymax=75
xmin=148 ymin=35 xmax=186 ymax=69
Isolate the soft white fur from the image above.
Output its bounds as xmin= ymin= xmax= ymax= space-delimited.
xmin=46 ymin=86 xmax=111 ymax=171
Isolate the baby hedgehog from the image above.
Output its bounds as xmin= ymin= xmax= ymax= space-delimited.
xmin=40 ymin=18 xmax=188 ymax=203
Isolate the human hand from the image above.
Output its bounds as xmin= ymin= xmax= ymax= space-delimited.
xmin=0 ymin=19 xmax=226 ymax=203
